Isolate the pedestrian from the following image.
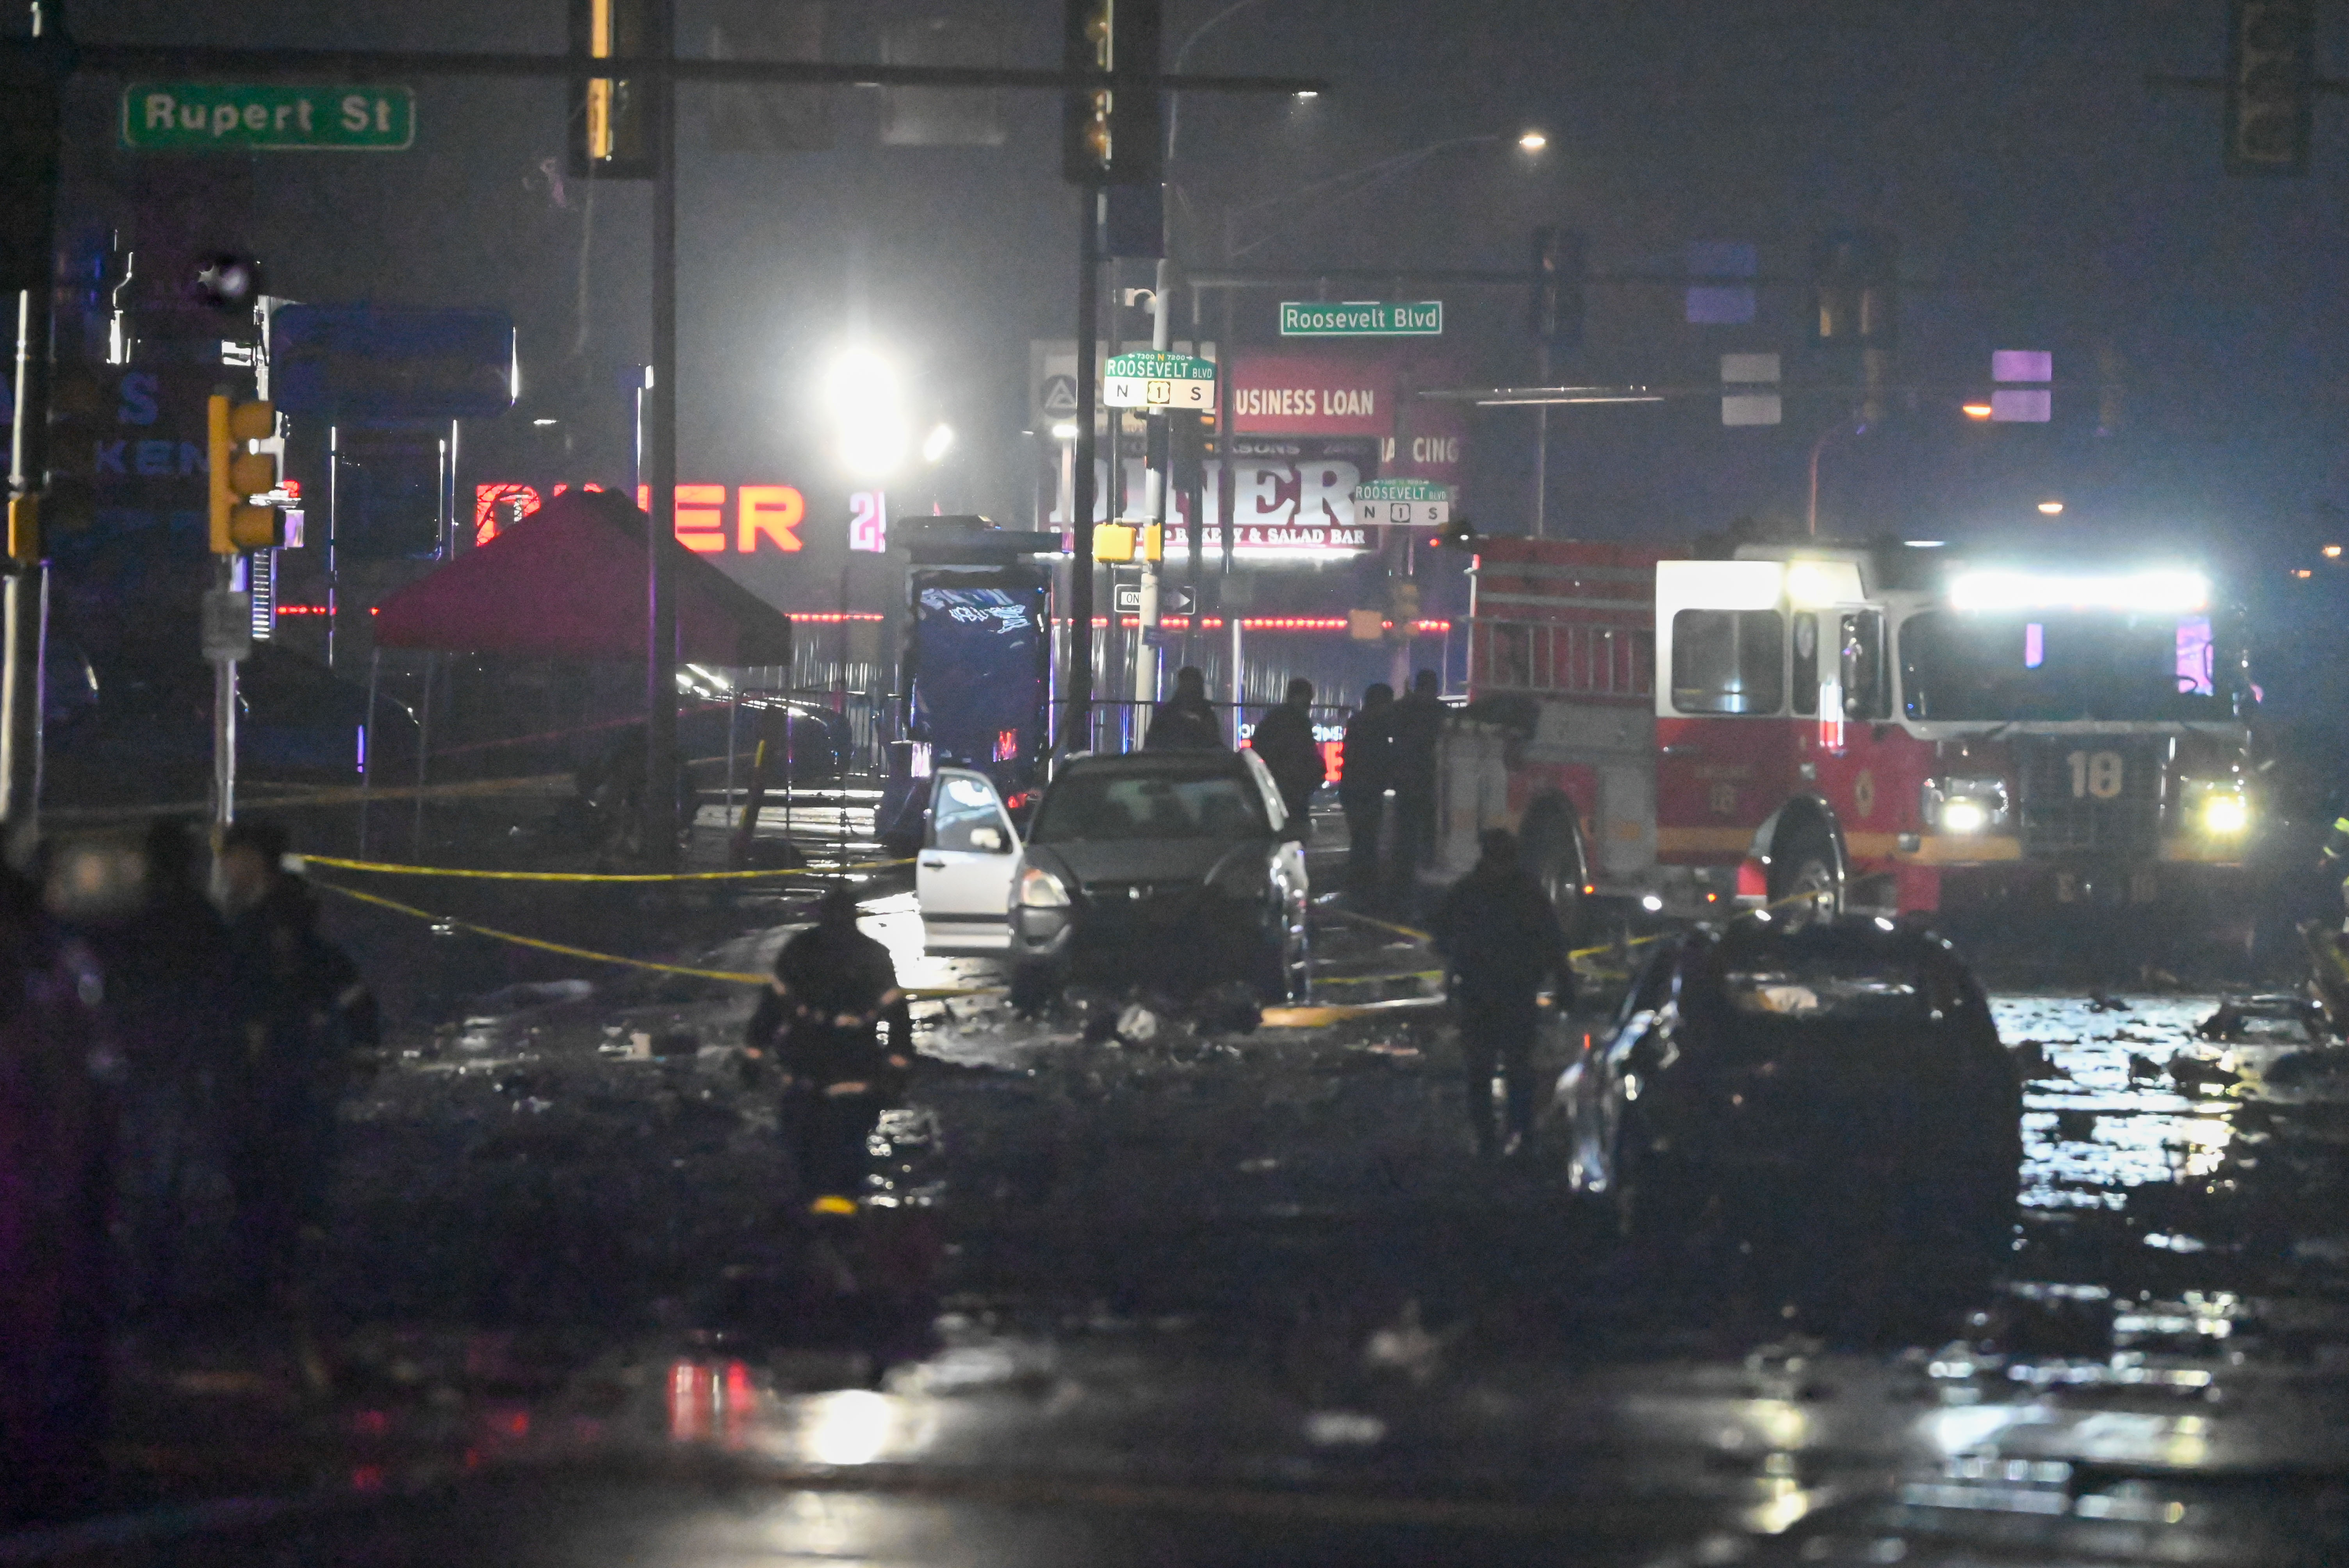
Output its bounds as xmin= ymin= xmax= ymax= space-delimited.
xmin=1249 ymin=676 xmax=1325 ymax=839
xmin=1338 ymin=683 xmax=1395 ymax=896
xmin=1144 ymin=665 xmax=1225 ymax=751
xmin=75 ymin=820 xmax=235 ymax=1326
xmin=0 ymin=854 xmax=114 ymax=1523
xmin=1431 ymin=828 xmax=1571 ymax=1159
xmin=749 ymin=886 xmax=913 ymax=1214
xmin=1387 ymin=669 xmax=1445 ymax=903
xmin=216 ymin=821 xmax=379 ymax=1316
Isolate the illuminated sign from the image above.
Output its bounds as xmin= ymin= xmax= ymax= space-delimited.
xmin=472 ymin=481 xmax=806 ymax=554
xmin=849 ymin=490 xmax=888 ymax=553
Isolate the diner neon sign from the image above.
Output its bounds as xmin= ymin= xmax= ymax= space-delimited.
xmin=474 ymin=481 xmax=806 ymax=554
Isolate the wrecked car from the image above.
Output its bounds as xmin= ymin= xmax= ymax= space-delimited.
xmin=1558 ymin=915 xmax=2021 ymax=1246
xmin=915 ymin=751 xmax=1310 ymax=1012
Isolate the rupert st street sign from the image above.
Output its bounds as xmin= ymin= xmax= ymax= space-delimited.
xmin=123 ymin=84 xmax=417 ymax=151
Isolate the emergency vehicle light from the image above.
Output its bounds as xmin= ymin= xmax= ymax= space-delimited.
xmin=1947 ymin=568 xmax=2207 ymax=615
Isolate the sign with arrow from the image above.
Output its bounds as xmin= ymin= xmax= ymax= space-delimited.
xmin=1352 ymin=476 xmax=1452 ymax=529
xmin=1114 ymin=582 xmax=1197 ymax=615
xmin=1103 ymin=351 xmax=1216 ymax=410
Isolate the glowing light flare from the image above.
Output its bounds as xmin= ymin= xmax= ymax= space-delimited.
xmin=2326 ymin=544 xmax=2343 ymax=559
xmin=1948 ymin=568 xmax=2207 ymax=615
xmin=1961 ymin=402 xmax=1994 ymax=420
xmin=1941 ymin=798 xmax=1989 ymax=835
xmin=825 ymin=349 xmax=909 ymax=478
xmin=1517 ymin=128 xmax=1548 ymax=152
xmin=2037 ymin=500 xmax=2064 ymax=515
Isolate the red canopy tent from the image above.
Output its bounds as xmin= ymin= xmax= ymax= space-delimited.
xmin=372 ymin=488 xmax=793 ymax=665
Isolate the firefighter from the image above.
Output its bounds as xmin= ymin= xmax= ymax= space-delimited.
xmin=1431 ymin=829 xmax=1571 ymax=1159
xmin=1144 ymin=665 xmax=1226 ymax=751
xmin=1339 ymin=683 xmax=1395 ymax=896
xmin=1249 ymin=677 xmax=1325 ymax=840
xmin=216 ymin=821 xmax=380 ymax=1313
xmin=749 ymin=886 xmax=913 ymax=1214
xmin=1387 ymin=669 xmax=1444 ymax=903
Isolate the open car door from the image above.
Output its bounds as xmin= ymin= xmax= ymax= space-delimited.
xmin=918 ymin=768 xmax=1022 ymax=954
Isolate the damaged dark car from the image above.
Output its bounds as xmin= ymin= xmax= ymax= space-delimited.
xmin=1559 ymin=915 xmax=2022 ymax=1248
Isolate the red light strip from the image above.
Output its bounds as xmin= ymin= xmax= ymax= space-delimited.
xmin=786 ymin=611 xmax=887 ymax=623
xmin=1087 ymin=617 xmax=1452 ymax=633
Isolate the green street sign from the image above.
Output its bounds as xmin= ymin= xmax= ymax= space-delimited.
xmin=1279 ymin=300 xmax=1443 ymax=337
xmin=1104 ymin=351 xmax=1216 ymax=410
xmin=1352 ymin=477 xmax=1452 ymax=528
xmin=123 ymin=84 xmax=417 ymax=151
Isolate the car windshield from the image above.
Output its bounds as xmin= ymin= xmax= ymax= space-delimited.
xmin=1901 ymin=608 xmax=2231 ymax=723
xmin=1028 ymin=767 xmax=1268 ymax=843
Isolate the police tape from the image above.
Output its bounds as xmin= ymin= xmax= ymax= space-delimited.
xmin=1326 ymin=895 xmax=1814 ymax=966
xmin=298 ymin=853 xmax=914 ymax=884
xmin=310 ymin=878 xmax=992 ymax=999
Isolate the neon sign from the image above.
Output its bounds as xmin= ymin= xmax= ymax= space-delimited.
xmin=473 ymin=481 xmax=807 ymax=555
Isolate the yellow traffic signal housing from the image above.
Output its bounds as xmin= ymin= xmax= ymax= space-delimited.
xmin=207 ymin=394 xmax=282 ymax=553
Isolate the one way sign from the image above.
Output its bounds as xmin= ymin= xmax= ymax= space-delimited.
xmin=1114 ymin=583 xmax=1197 ymax=615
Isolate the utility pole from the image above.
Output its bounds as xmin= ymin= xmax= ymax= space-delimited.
xmin=642 ymin=0 xmax=679 ymax=867
xmin=1131 ymin=257 xmax=1173 ymax=736
xmin=1066 ymin=191 xmax=1100 ymax=754
xmin=0 ymin=0 xmax=59 ymax=842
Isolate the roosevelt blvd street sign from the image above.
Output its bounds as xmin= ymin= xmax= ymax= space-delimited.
xmin=1352 ymin=477 xmax=1452 ymax=529
xmin=1280 ymin=300 xmax=1442 ymax=337
xmin=124 ymin=84 xmax=417 ymax=151
xmin=1103 ymin=351 xmax=1217 ymax=410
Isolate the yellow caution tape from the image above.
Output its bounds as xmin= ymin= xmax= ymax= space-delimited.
xmin=299 ymin=854 xmax=912 ymax=884
xmin=313 ymin=878 xmax=998 ymax=999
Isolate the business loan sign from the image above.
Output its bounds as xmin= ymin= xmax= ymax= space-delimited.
xmin=1278 ymin=300 xmax=1442 ymax=337
xmin=123 ymin=84 xmax=417 ymax=151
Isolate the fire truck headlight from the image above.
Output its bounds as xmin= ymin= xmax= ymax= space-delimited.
xmin=2200 ymin=792 xmax=2250 ymax=836
xmin=1941 ymin=798 xmax=1990 ymax=835
xmin=1925 ymin=775 xmax=2008 ymax=834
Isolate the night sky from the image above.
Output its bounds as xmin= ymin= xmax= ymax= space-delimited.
xmin=52 ymin=0 xmax=2349 ymax=603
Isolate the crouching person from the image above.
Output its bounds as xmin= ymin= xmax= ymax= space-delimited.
xmin=750 ymin=887 xmax=912 ymax=1216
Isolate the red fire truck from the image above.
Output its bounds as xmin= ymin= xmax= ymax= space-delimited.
xmin=1433 ymin=536 xmax=2258 ymax=939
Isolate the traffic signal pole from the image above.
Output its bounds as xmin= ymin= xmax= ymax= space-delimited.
xmin=643 ymin=0 xmax=679 ymax=867
xmin=0 ymin=0 xmax=57 ymax=842
xmin=1065 ymin=191 xmax=1100 ymax=755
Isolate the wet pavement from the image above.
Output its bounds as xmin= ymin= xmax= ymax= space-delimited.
xmin=21 ymin=828 xmax=2349 ymax=1564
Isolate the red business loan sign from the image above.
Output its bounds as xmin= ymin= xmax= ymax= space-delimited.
xmin=475 ymin=482 xmax=805 ymax=554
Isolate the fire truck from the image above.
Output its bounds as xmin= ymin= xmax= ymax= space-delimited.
xmin=1432 ymin=536 xmax=2259 ymax=939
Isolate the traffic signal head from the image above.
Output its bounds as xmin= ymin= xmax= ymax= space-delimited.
xmin=208 ymin=394 xmax=282 ymax=553
xmin=1428 ymin=517 xmax=1479 ymax=551
xmin=1062 ymin=0 xmax=1162 ymax=187
xmin=1529 ymin=226 xmax=1584 ymax=351
xmin=1810 ymin=229 xmax=1898 ymax=348
xmin=2226 ymin=0 xmax=2313 ymax=175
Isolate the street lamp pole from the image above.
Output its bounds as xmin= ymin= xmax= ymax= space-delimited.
xmin=1806 ymin=418 xmax=1865 ymax=538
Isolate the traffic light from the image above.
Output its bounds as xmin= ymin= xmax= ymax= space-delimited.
xmin=1529 ymin=226 xmax=1583 ymax=352
xmin=2225 ymin=0 xmax=2313 ymax=175
xmin=1062 ymin=0 xmax=1162 ymax=187
xmin=207 ymin=394 xmax=282 ymax=553
xmin=1810 ymin=229 xmax=1897 ymax=348
xmin=571 ymin=0 xmax=656 ymax=178
xmin=1428 ymin=517 xmax=1479 ymax=552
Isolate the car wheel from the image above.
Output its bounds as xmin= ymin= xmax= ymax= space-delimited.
xmin=1009 ymin=961 xmax=1062 ymax=1019
xmin=1768 ymin=820 xmax=1842 ymax=928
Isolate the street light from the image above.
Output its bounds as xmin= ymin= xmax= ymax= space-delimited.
xmin=1517 ymin=128 xmax=1548 ymax=152
xmin=920 ymin=423 xmax=955 ymax=465
xmin=824 ymin=348 xmax=908 ymax=478
xmin=2037 ymin=500 xmax=2064 ymax=516
xmin=1961 ymin=402 xmax=1993 ymax=420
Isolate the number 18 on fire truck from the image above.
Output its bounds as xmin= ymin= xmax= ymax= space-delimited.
xmin=1433 ymin=537 xmax=2256 ymax=941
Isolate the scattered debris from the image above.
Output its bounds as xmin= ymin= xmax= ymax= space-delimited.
xmin=2167 ymin=1052 xmax=2241 ymax=1093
